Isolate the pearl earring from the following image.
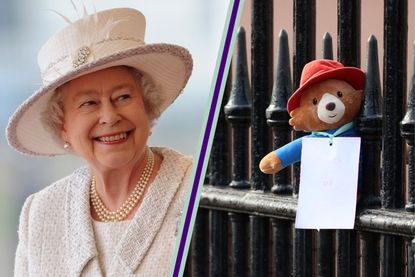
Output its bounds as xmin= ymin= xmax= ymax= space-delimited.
xmin=63 ymin=142 xmax=71 ymax=149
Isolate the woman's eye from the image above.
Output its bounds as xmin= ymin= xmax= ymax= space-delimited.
xmin=117 ymin=94 xmax=131 ymax=101
xmin=337 ymin=91 xmax=343 ymax=97
xmin=312 ymin=98 xmax=318 ymax=105
xmin=78 ymin=101 xmax=96 ymax=108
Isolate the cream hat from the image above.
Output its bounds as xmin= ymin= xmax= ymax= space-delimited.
xmin=6 ymin=8 xmax=193 ymax=156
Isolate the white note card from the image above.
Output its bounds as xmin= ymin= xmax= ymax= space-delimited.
xmin=295 ymin=137 xmax=361 ymax=230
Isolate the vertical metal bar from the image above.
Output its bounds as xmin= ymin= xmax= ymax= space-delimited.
xmin=336 ymin=2 xmax=361 ymax=276
xmin=293 ymin=0 xmax=315 ymax=193
xmin=316 ymin=33 xmax=335 ymax=277
xmin=225 ymin=27 xmax=251 ymax=189
xmin=229 ymin=213 xmax=248 ymax=277
xmin=409 ymin=238 xmax=415 ymax=277
xmin=209 ymin=210 xmax=228 ymax=276
xmin=251 ymin=0 xmax=273 ymax=191
xmin=266 ymin=30 xmax=293 ymax=276
xmin=382 ymin=1 xmax=407 ymax=276
xmin=294 ymin=229 xmax=313 ymax=277
xmin=249 ymin=215 xmax=269 ymax=276
xmin=293 ymin=0 xmax=316 ymax=88
xmin=401 ymin=41 xmax=415 ymax=212
xmin=317 ymin=33 xmax=335 ymax=277
xmin=360 ymin=232 xmax=380 ymax=277
xmin=190 ymin=209 xmax=209 ymax=277
xmin=337 ymin=0 xmax=361 ymax=67
xmin=266 ymin=28 xmax=294 ymax=277
xmin=358 ymin=35 xmax=382 ymax=207
xmin=250 ymin=1 xmax=272 ymax=275
xmin=293 ymin=1 xmax=315 ymax=276
xmin=271 ymin=219 xmax=292 ymax=277
xmin=382 ymin=0 xmax=407 ymax=210
xmin=208 ymin=59 xmax=232 ymax=277
xmin=266 ymin=29 xmax=293 ymax=195
xmin=317 ymin=230 xmax=334 ymax=277
xmin=381 ymin=236 xmax=405 ymax=277
xmin=209 ymin=61 xmax=231 ymax=187
xmin=336 ymin=232 xmax=357 ymax=277
xmin=356 ymin=35 xmax=382 ymax=277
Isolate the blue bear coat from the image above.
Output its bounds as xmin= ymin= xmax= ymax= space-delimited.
xmin=275 ymin=123 xmax=359 ymax=168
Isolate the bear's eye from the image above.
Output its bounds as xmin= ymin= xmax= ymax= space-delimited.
xmin=312 ymin=98 xmax=318 ymax=105
xmin=337 ymin=91 xmax=343 ymax=97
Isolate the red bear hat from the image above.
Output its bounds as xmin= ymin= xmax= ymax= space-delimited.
xmin=287 ymin=59 xmax=365 ymax=113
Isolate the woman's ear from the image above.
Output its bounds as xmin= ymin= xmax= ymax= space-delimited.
xmin=60 ymin=127 xmax=72 ymax=150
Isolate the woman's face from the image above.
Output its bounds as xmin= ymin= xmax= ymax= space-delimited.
xmin=61 ymin=66 xmax=150 ymax=170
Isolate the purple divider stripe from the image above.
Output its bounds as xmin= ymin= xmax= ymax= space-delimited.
xmin=172 ymin=0 xmax=241 ymax=276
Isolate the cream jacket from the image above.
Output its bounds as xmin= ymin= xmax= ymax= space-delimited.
xmin=15 ymin=147 xmax=193 ymax=276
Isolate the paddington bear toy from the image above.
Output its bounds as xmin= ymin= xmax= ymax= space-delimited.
xmin=259 ymin=59 xmax=365 ymax=174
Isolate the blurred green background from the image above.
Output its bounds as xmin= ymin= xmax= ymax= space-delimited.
xmin=0 ymin=0 xmax=229 ymax=274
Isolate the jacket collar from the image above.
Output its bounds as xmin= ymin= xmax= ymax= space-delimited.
xmin=116 ymin=147 xmax=184 ymax=273
xmin=66 ymin=147 xmax=185 ymax=275
xmin=66 ymin=166 xmax=98 ymax=277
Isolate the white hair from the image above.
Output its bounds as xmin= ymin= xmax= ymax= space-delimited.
xmin=41 ymin=67 xmax=161 ymax=138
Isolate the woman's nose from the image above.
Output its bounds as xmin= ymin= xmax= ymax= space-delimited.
xmin=99 ymin=103 xmax=122 ymax=126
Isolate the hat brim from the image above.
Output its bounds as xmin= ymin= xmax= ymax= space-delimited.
xmin=7 ymin=43 xmax=192 ymax=156
xmin=287 ymin=67 xmax=365 ymax=113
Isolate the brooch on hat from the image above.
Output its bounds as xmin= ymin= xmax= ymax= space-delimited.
xmin=73 ymin=46 xmax=91 ymax=68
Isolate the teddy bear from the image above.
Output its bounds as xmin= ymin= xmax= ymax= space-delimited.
xmin=259 ymin=59 xmax=365 ymax=174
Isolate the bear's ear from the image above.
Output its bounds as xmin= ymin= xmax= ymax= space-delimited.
xmin=289 ymin=110 xmax=297 ymax=117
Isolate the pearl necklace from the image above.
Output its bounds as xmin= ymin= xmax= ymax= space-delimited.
xmin=90 ymin=149 xmax=154 ymax=222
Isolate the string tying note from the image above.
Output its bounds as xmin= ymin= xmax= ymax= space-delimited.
xmin=311 ymin=121 xmax=355 ymax=146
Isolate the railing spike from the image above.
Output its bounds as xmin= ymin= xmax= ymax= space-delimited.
xmin=224 ymin=26 xmax=251 ymax=189
xmin=266 ymin=29 xmax=292 ymax=195
xmin=269 ymin=29 xmax=291 ymax=111
xmin=357 ymin=35 xmax=382 ymax=208
xmin=226 ymin=27 xmax=250 ymax=108
xmin=363 ymin=35 xmax=382 ymax=117
xmin=322 ymin=32 xmax=333 ymax=60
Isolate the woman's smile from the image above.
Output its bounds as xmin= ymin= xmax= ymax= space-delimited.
xmin=94 ymin=130 xmax=132 ymax=144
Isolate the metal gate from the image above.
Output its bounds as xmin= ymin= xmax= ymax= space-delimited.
xmin=186 ymin=0 xmax=414 ymax=276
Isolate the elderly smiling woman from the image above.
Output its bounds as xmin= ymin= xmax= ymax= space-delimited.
xmin=7 ymin=8 xmax=193 ymax=276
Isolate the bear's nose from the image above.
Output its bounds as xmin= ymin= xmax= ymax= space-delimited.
xmin=326 ymin=102 xmax=336 ymax=111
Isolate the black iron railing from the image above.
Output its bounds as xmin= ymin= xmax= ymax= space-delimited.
xmin=185 ymin=0 xmax=414 ymax=276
